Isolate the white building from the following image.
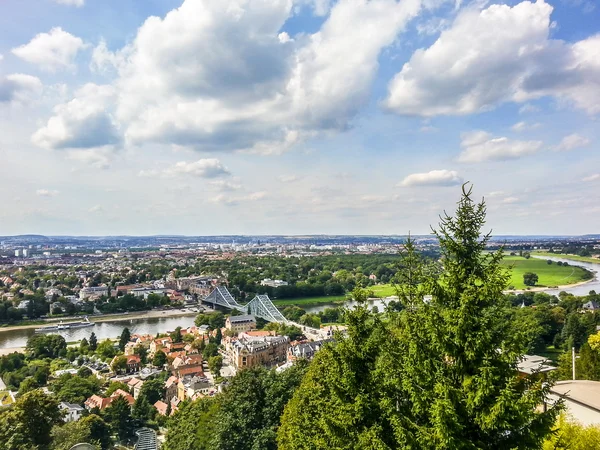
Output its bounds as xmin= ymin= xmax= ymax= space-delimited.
xmin=59 ymin=402 xmax=85 ymax=422
xmin=79 ymin=286 xmax=109 ymax=300
xmin=260 ymin=279 xmax=289 ymax=288
xmin=549 ymin=380 xmax=600 ymax=426
xmin=14 ymin=249 xmax=21 ymax=257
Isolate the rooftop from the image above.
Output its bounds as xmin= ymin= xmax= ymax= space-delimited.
xmin=551 ymin=380 xmax=600 ymax=412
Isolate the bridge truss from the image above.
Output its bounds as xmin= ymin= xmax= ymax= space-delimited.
xmin=203 ymin=287 xmax=287 ymax=323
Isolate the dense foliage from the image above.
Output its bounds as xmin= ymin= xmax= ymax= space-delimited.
xmin=278 ymin=186 xmax=561 ymax=449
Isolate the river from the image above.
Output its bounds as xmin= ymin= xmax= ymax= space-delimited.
xmin=0 ymin=256 xmax=597 ymax=350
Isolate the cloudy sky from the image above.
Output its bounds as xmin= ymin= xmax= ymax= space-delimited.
xmin=0 ymin=0 xmax=598 ymax=236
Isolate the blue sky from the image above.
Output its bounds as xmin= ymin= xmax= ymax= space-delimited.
xmin=0 ymin=0 xmax=598 ymax=236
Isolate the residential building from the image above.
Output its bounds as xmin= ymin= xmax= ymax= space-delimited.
xmin=84 ymin=389 xmax=135 ymax=411
xmin=260 ymin=278 xmax=289 ymax=288
xmin=288 ymin=339 xmax=333 ymax=361
xmin=154 ymin=400 xmax=171 ymax=416
xmin=127 ymin=377 xmax=145 ymax=399
xmin=164 ymin=376 xmax=179 ymax=401
xmin=226 ymin=334 xmax=289 ymax=370
xmin=548 ymin=380 xmax=600 ymax=425
xmin=583 ymin=300 xmax=600 ymax=311
xmin=79 ymin=286 xmax=109 ymax=300
xmin=60 ymin=402 xmax=85 ymax=422
xmin=177 ymin=376 xmax=212 ymax=401
xmin=150 ymin=337 xmax=172 ymax=356
xmin=225 ymin=314 xmax=256 ymax=333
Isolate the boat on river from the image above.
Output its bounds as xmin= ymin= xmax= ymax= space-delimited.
xmin=34 ymin=316 xmax=95 ymax=333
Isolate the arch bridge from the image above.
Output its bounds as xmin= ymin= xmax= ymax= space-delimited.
xmin=202 ymin=286 xmax=288 ymax=323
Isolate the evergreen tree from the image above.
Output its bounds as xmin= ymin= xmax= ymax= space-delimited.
xmin=89 ymin=332 xmax=98 ymax=351
xmin=215 ymin=328 xmax=222 ymax=346
xmin=103 ymin=395 xmax=134 ymax=442
xmin=119 ymin=327 xmax=131 ymax=351
xmin=278 ymin=185 xmax=561 ymax=449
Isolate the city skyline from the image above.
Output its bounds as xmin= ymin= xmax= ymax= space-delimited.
xmin=1 ymin=0 xmax=599 ymax=236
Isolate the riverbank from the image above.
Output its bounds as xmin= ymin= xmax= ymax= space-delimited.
xmin=533 ymin=251 xmax=600 ymax=265
xmin=0 ymin=309 xmax=197 ymax=334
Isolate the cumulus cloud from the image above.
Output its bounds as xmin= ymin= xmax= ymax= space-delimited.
xmin=163 ymin=159 xmax=230 ymax=178
xmin=139 ymin=159 xmax=230 ymax=179
xmin=38 ymin=0 xmax=426 ymax=154
xmin=53 ymin=0 xmax=84 ymax=6
xmin=209 ymin=180 xmax=243 ymax=191
xmin=12 ymin=27 xmax=87 ymax=72
xmin=511 ymin=121 xmax=541 ymax=132
xmin=384 ymin=0 xmax=600 ymax=116
xmin=458 ymin=131 xmax=543 ymax=163
xmin=399 ymin=169 xmax=463 ymax=187
xmin=583 ymin=174 xmax=600 ymax=182
xmin=0 ymin=74 xmax=42 ymax=104
xmin=67 ymin=147 xmax=114 ymax=169
xmin=555 ymin=133 xmax=591 ymax=151
xmin=36 ymin=189 xmax=59 ymax=197
xmin=32 ymin=83 xmax=120 ymax=150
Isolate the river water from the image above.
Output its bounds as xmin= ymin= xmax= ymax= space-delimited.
xmin=1 ymin=256 xmax=597 ymax=350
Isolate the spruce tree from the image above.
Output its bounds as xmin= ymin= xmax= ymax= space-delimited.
xmin=119 ymin=327 xmax=131 ymax=351
xmin=89 ymin=332 xmax=97 ymax=351
xmin=278 ymin=185 xmax=561 ymax=449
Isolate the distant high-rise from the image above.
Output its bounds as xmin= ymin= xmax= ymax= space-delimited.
xmin=14 ymin=249 xmax=21 ymax=257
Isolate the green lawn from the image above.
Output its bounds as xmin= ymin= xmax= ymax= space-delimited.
xmin=367 ymin=255 xmax=592 ymax=296
xmin=532 ymin=251 xmax=600 ymax=265
xmin=271 ymin=295 xmax=348 ymax=306
xmin=502 ymin=255 xmax=591 ymax=289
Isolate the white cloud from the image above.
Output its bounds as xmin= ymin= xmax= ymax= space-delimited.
xmin=294 ymin=0 xmax=333 ymax=16
xmin=53 ymin=0 xmax=84 ymax=6
xmin=163 ymin=159 xmax=230 ymax=178
xmin=139 ymin=159 xmax=230 ymax=179
xmin=458 ymin=131 xmax=543 ymax=163
xmin=67 ymin=147 xmax=114 ymax=169
xmin=211 ymin=191 xmax=267 ymax=205
xmin=88 ymin=205 xmax=103 ymax=213
xmin=511 ymin=121 xmax=541 ymax=132
xmin=399 ymin=169 xmax=463 ymax=187
xmin=501 ymin=196 xmax=520 ymax=204
xmin=583 ymin=174 xmax=600 ymax=182
xmin=0 ymin=74 xmax=42 ymax=104
xmin=209 ymin=180 xmax=243 ymax=191
xmin=12 ymin=27 xmax=87 ymax=72
xmin=519 ymin=103 xmax=540 ymax=114
xmin=32 ymin=83 xmax=120 ymax=150
xmin=384 ymin=1 xmax=600 ymax=116
xmin=555 ymin=133 xmax=591 ymax=151
xmin=42 ymin=0 xmax=425 ymax=154
xmin=278 ymin=175 xmax=299 ymax=183
xmin=36 ymin=189 xmax=59 ymax=197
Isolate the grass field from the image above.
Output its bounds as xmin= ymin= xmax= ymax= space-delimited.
xmin=367 ymin=255 xmax=592 ymax=296
xmin=532 ymin=251 xmax=600 ymax=265
xmin=501 ymin=255 xmax=590 ymax=289
xmin=272 ymin=295 xmax=348 ymax=306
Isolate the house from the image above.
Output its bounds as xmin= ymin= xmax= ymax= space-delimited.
xmin=260 ymin=279 xmax=288 ymax=288
xmin=164 ymin=376 xmax=179 ymax=401
xmin=225 ymin=314 xmax=257 ymax=333
xmin=60 ymin=402 xmax=85 ymax=422
xmin=154 ymin=400 xmax=171 ymax=416
xmin=79 ymin=286 xmax=109 ymax=300
xmin=172 ymin=354 xmax=203 ymax=370
xmin=126 ymin=355 xmax=141 ymax=373
xmin=0 ymin=276 xmax=14 ymax=286
xmin=177 ymin=376 xmax=212 ymax=401
xmin=127 ymin=377 xmax=145 ymax=399
xmin=174 ymin=365 xmax=205 ymax=379
xmin=548 ymin=380 xmax=600 ymax=425
xmin=124 ymin=341 xmax=138 ymax=356
xmin=226 ymin=335 xmax=289 ymax=371
xmin=150 ymin=337 xmax=172 ymax=355
xmin=583 ymin=300 xmax=600 ymax=311
xmin=517 ymin=354 xmax=557 ymax=378
xmin=84 ymin=389 xmax=134 ymax=411
xmin=288 ymin=339 xmax=333 ymax=361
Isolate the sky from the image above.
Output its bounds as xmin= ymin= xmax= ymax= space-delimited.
xmin=0 ymin=0 xmax=599 ymax=236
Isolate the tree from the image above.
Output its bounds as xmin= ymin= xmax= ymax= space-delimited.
xmin=524 ymin=272 xmax=539 ymax=286
xmin=171 ymin=326 xmax=183 ymax=343
xmin=138 ymin=378 xmax=164 ymax=405
xmin=203 ymin=343 xmax=219 ymax=359
xmin=278 ymin=185 xmax=560 ymax=449
xmin=79 ymin=337 xmax=89 ymax=353
xmin=152 ymin=350 xmax=167 ymax=367
xmin=134 ymin=344 xmax=148 ymax=364
xmin=105 ymin=381 xmax=130 ymax=396
xmin=26 ymin=334 xmax=67 ymax=359
xmin=542 ymin=415 xmax=600 ymax=449
xmin=52 ymin=374 xmax=101 ymax=404
xmin=208 ymin=355 xmax=223 ymax=376
xmin=133 ymin=395 xmax=155 ymax=422
xmin=89 ymin=332 xmax=98 ymax=351
xmin=96 ymin=339 xmax=117 ymax=359
xmin=119 ymin=327 xmax=131 ymax=351
xmin=50 ymin=414 xmax=111 ymax=450
xmin=209 ymin=312 xmax=225 ymax=330
xmin=111 ymin=355 xmax=128 ymax=374
xmin=103 ymin=394 xmax=134 ymax=442
xmin=0 ymin=389 xmax=62 ymax=449
xmin=214 ymin=328 xmax=222 ymax=346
